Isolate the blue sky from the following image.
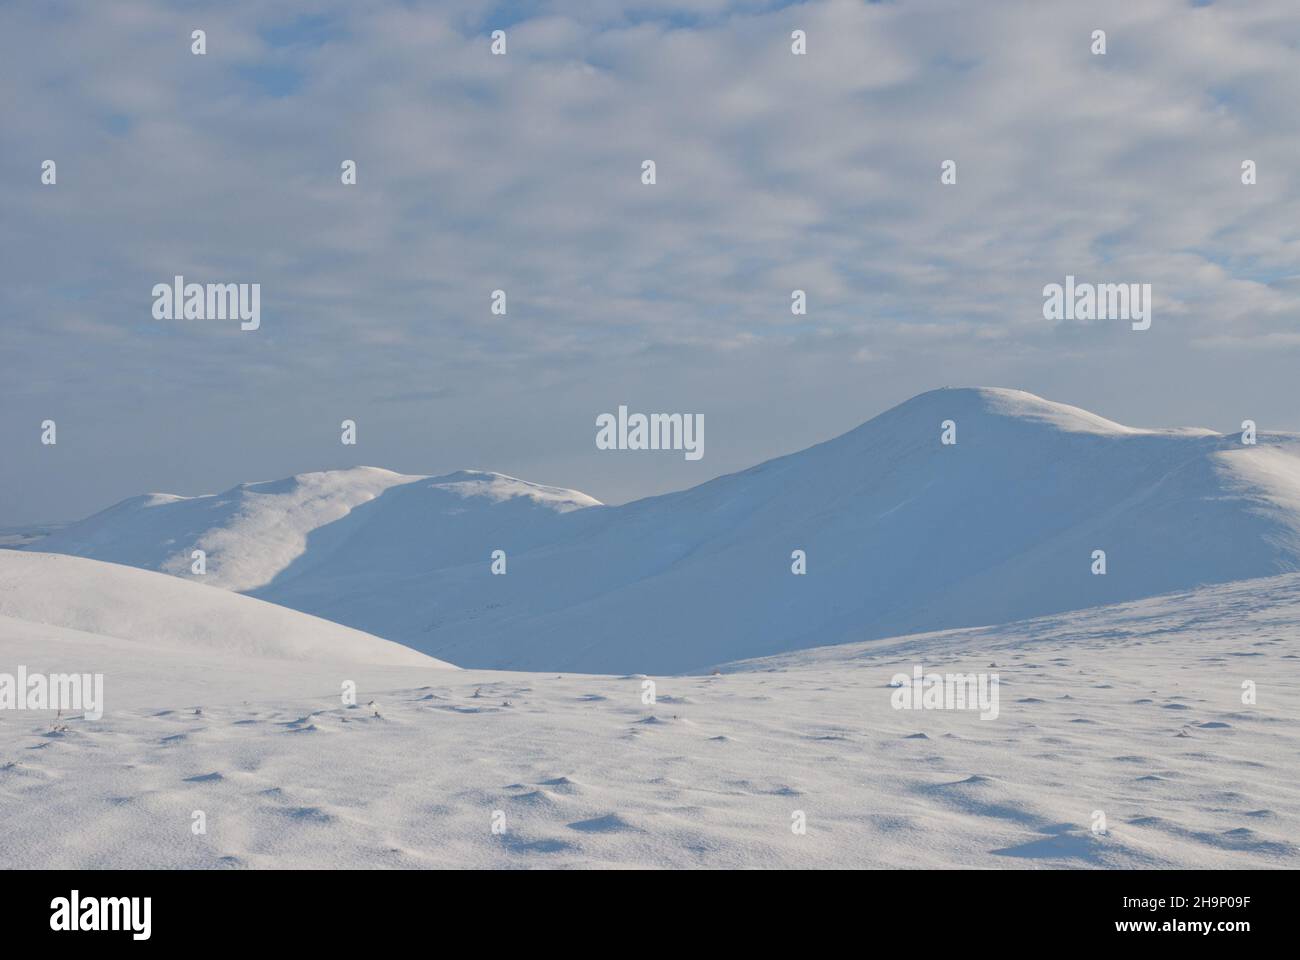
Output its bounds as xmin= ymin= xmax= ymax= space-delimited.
xmin=2 ymin=0 xmax=1299 ymax=524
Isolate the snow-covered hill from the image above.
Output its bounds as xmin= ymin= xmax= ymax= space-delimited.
xmin=2 ymin=570 xmax=1295 ymax=868
xmin=0 ymin=552 xmax=451 ymax=668
xmin=21 ymin=388 xmax=1300 ymax=673
xmin=29 ymin=467 xmax=599 ymax=593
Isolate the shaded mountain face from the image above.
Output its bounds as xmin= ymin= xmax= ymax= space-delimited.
xmin=30 ymin=467 xmax=600 ymax=593
xmin=24 ymin=388 xmax=1300 ymax=674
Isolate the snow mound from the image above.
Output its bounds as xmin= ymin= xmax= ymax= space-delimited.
xmin=0 ymin=552 xmax=452 ymax=668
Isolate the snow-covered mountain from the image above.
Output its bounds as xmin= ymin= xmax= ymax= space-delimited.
xmin=0 ymin=551 xmax=452 ymax=668
xmin=29 ymin=467 xmax=599 ymax=593
xmin=20 ymin=388 xmax=1300 ymax=673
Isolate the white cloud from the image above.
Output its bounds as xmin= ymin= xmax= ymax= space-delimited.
xmin=2 ymin=0 xmax=1298 ymax=522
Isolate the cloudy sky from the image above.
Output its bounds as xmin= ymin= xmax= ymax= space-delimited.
xmin=2 ymin=0 xmax=1299 ymax=525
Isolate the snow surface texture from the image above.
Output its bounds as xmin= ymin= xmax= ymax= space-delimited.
xmin=25 ymin=388 xmax=1300 ymax=674
xmin=1 ymin=556 xmax=1295 ymax=868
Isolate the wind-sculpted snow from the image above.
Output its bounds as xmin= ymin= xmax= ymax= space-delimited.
xmin=23 ymin=388 xmax=1300 ymax=673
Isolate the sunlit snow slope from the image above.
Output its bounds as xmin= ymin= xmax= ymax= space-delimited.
xmin=0 ymin=552 xmax=451 ymax=668
xmin=1 ymin=570 xmax=1295 ymax=868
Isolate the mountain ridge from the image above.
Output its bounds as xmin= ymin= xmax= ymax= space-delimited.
xmin=19 ymin=387 xmax=1300 ymax=673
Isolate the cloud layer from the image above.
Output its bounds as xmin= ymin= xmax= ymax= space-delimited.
xmin=2 ymin=0 xmax=1298 ymax=523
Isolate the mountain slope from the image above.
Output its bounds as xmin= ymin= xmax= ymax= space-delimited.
xmin=30 ymin=467 xmax=600 ymax=592
xmin=0 ymin=551 xmax=452 ymax=668
xmin=22 ymin=388 xmax=1300 ymax=674
xmin=3 ymin=568 xmax=1297 ymax=868
xmin=389 ymin=388 xmax=1300 ymax=672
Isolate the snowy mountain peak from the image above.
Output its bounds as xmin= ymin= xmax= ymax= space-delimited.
xmin=421 ymin=470 xmax=604 ymax=510
xmin=871 ymin=386 xmax=1206 ymax=438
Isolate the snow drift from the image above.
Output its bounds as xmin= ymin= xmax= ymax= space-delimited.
xmin=0 ymin=552 xmax=451 ymax=668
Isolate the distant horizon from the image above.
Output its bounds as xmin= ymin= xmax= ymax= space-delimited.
xmin=8 ymin=383 xmax=1297 ymax=528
